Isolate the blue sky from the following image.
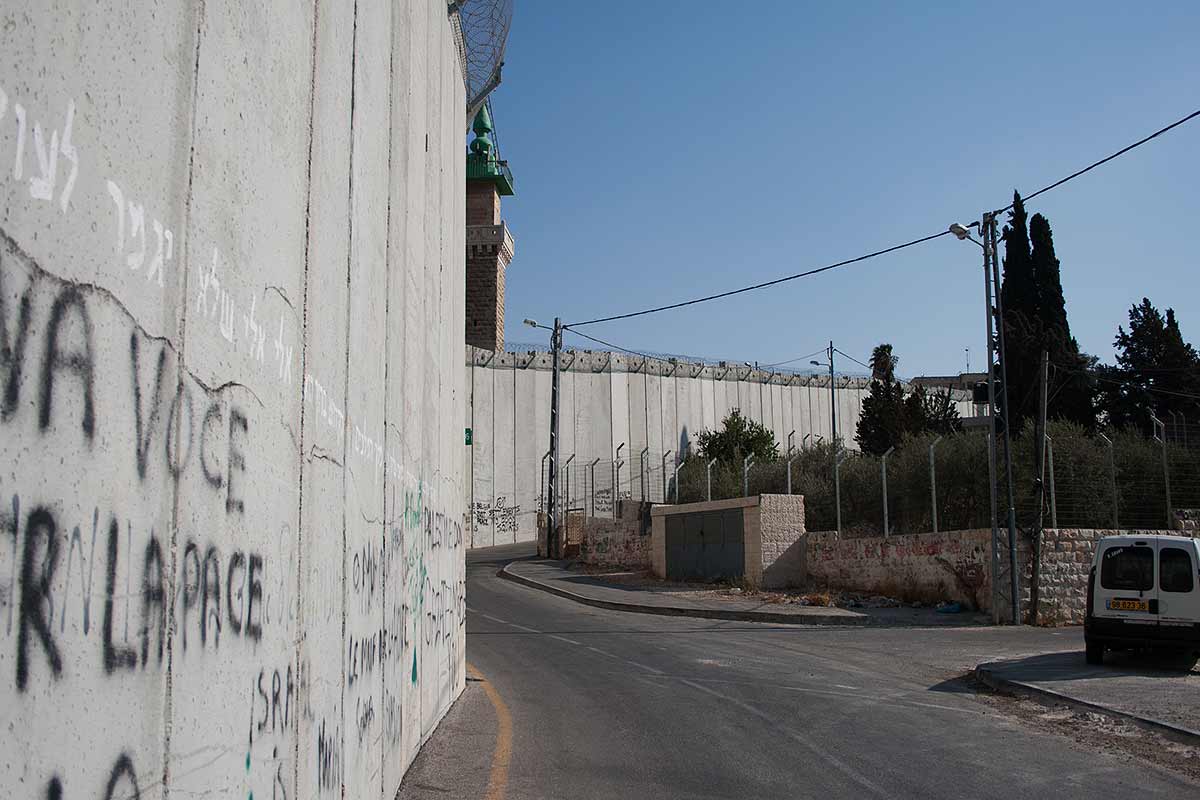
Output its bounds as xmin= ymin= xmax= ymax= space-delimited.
xmin=488 ymin=1 xmax=1199 ymax=378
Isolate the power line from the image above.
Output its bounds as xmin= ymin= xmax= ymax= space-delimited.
xmin=761 ymin=347 xmax=828 ymax=369
xmin=994 ymin=107 xmax=1200 ymax=215
xmin=562 ymin=106 xmax=1200 ymax=330
xmin=567 ymin=230 xmax=954 ymax=327
xmin=833 ymin=348 xmax=873 ymax=373
xmin=1053 ymin=359 xmax=1200 ymax=402
xmin=563 ymin=328 xmax=651 ymax=359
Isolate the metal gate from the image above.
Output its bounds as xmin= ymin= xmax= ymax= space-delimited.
xmin=665 ymin=508 xmax=745 ymax=581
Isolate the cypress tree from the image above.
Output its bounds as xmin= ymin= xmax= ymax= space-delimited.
xmin=1000 ymin=191 xmax=1039 ymax=433
xmin=1028 ymin=213 xmax=1095 ymax=428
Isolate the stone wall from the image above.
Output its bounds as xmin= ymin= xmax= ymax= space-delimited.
xmin=806 ymin=530 xmax=993 ymax=610
xmin=1 ymin=3 xmax=468 ymax=797
xmin=808 ymin=527 xmax=1200 ymax=625
xmin=577 ymin=501 xmax=650 ymax=570
xmin=1025 ymin=528 xmax=1200 ymax=625
xmin=757 ymin=494 xmax=807 ymax=589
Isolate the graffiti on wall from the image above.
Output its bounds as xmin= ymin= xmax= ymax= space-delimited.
xmin=1 ymin=64 xmax=465 ymax=799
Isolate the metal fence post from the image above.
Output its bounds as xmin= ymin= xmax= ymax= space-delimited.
xmin=673 ymin=453 xmax=686 ymax=503
xmin=707 ymin=458 xmax=717 ymax=501
xmin=881 ymin=446 xmax=894 ymax=537
xmin=834 ymin=449 xmax=845 ymax=538
xmin=639 ymin=446 xmax=649 ymax=503
xmin=1098 ymin=433 xmax=1117 ymax=529
xmin=614 ymin=443 xmax=625 ymax=519
xmin=929 ymin=435 xmax=943 ymax=534
xmin=1151 ymin=415 xmax=1172 ymax=529
xmin=661 ymin=450 xmax=673 ymax=504
xmin=539 ymin=450 xmax=550 ymax=512
xmin=1045 ymin=435 xmax=1057 ymax=529
xmin=589 ymin=458 xmax=601 ymax=516
xmin=743 ymin=454 xmax=755 ymax=497
xmin=561 ymin=454 xmax=575 ymax=520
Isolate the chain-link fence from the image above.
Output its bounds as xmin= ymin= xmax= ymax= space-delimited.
xmin=539 ymin=450 xmax=693 ymax=518
xmin=664 ymin=420 xmax=1200 ymax=536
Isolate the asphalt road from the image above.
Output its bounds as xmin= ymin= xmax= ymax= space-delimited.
xmin=398 ymin=544 xmax=1198 ymax=799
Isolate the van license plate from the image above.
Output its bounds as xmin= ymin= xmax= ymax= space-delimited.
xmin=1107 ymin=599 xmax=1149 ymax=612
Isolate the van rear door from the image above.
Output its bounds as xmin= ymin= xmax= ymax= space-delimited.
xmin=1158 ymin=539 xmax=1200 ymax=627
xmin=1094 ymin=540 xmax=1158 ymax=631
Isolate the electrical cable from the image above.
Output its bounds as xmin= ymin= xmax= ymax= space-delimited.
xmin=567 ymin=230 xmax=954 ymax=327
xmin=1052 ymin=358 xmax=1200 ymax=402
xmin=833 ymin=348 xmax=873 ymax=373
xmin=761 ymin=348 xmax=828 ymax=369
xmin=993 ymin=108 xmax=1200 ymax=215
xmin=563 ymin=327 xmax=652 ymax=359
xmin=559 ymin=107 xmax=1200 ymax=330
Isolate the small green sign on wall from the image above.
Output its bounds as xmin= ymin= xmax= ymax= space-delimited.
xmin=465 ymin=427 xmax=473 ymax=445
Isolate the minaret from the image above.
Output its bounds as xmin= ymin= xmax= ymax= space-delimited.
xmin=465 ymin=104 xmax=515 ymax=352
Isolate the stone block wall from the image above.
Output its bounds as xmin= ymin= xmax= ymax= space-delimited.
xmin=1026 ymin=528 xmax=1200 ymax=625
xmin=757 ymin=494 xmax=807 ymax=588
xmin=578 ymin=501 xmax=650 ymax=570
xmin=807 ymin=530 xmax=993 ymax=610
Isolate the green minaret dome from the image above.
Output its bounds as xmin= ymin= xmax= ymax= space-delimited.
xmin=466 ymin=103 xmax=513 ymax=195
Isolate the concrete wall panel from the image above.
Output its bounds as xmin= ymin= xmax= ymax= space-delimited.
xmin=628 ymin=370 xmax=648 ymax=501
xmin=2 ymin=2 xmax=466 ymax=798
xmin=470 ymin=359 xmax=494 ymax=547
xmin=492 ymin=363 xmax=516 ymax=545
xmin=513 ymin=363 xmax=539 ymax=542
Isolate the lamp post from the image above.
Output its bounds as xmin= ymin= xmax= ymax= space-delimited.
xmin=707 ymin=458 xmax=717 ymax=501
xmin=525 ymin=317 xmax=564 ymax=557
xmin=811 ymin=347 xmax=841 ymax=537
xmin=950 ymin=218 xmax=1018 ymax=624
xmin=743 ymin=454 xmax=755 ymax=497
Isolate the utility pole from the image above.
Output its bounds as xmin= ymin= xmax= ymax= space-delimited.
xmin=986 ymin=213 xmax=1021 ymax=625
xmin=1031 ymin=349 xmax=1050 ymax=625
xmin=829 ymin=341 xmax=841 ymax=537
xmin=546 ymin=317 xmax=563 ymax=557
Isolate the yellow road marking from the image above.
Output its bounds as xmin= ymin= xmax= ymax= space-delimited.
xmin=468 ymin=662 xmax=512 ymax=800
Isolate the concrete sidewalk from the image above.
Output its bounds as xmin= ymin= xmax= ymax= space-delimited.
xmin=976 ymin=649 xmax=1200 ymax=743
xmin=501 ymin=559 xmax=869 ymax=625
xmin=498 ymin=558 xmax=1001 ymax=626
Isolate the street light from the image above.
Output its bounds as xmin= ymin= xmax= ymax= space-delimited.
xmin=525 ymin=315 xmax=565 ymax=556
xmin=952 ymin=215 xmax=1018 ymax=625
xmin=812 ymin=343 xmax=840 ymax=536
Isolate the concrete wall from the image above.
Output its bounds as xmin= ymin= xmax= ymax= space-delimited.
xmin=0 ymin=2 xmax=467 ymax=798
xmin=467 ymin=348 xmax=975 ymax=547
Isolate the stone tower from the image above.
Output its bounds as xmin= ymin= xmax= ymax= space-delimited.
xmin=465 ymin=104 xmax=515 ymax=352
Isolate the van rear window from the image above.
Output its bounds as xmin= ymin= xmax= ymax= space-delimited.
xmin=1100 ymin=546 xmax=1153 ymax=591
xmin=1160 ymin=547 xmax=1195 ymax=593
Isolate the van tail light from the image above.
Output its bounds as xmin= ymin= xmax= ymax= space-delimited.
xmin=1086 ymin=566 xmax=1096 ymax=621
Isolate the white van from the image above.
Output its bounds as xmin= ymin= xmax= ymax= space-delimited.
xmin=1085 ymin=534 xmax=1200 ymax=664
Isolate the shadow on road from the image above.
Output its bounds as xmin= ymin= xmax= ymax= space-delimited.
xmin=990 ymin=649 xmax=1199 ymax=681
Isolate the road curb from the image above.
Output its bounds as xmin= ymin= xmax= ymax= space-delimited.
xmin=974 ymin=661 xmax=1200 ymax=747
xmin=498 ymin=562 xmax=869 ymax=627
